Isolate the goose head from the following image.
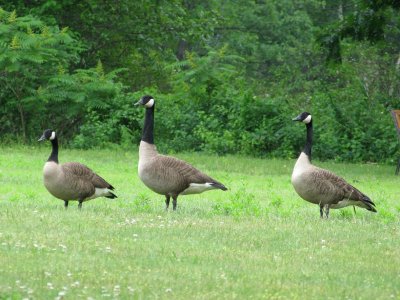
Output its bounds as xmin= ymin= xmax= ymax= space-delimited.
xmin=293 ymin=112 xmax=312 ymax=124
xmin=38 ymin=129 xmax=56 ymax=142
xmin=135 ymin=95 xmax=155 ymax=108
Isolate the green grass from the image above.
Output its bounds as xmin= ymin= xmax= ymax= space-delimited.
xmin=0 ymin=145 xmax=399 ymax=299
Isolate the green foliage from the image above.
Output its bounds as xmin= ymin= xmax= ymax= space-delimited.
xmin=1 ymin=3 xmax=400 ymax=162
xmin=318 ymin=0 xmax=400 ymax=63
xmin=0 ymin=8 xmax=82 ymax=142
xmin=0 ymin=8 xmax=139 ymax=148
xmin=132 ymin=193 xmax=152 ymax=212
xmin=213 ymin=184 xmax=262 ymax=217
xmin=40 ymin=65 xmax=136 ymax=147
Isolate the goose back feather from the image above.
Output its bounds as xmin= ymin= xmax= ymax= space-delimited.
xmin=139 ymin=141 xmax=226 ymax=196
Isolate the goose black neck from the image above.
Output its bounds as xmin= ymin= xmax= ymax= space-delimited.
xmin=48 ymin=138 xmax=59 ymax=163
xmin=142 ymin=106 xmax=154 ymax=144
xmin=303 ymin=121 xmax=313 ymax=160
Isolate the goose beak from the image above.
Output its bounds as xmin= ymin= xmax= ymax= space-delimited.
xmin=38 ymin=135 xmax=46 ymax=142
xmin=134 ymin=99 xmax=143 ymax=106
xmin=292 ymin=115 xmax=302 ymax=122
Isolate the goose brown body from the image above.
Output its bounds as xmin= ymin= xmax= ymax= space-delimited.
xmin=291 ymin=112 xmax=376 ymax=217
xmin=139 ymin=141 xmax=226 ymax=196
xmin=292 ymin=153 xmax=376 ymax=211
xmin=44 ymin=161 xmax=115 ymax=202
xmin=135 ymin=95 xmax=227 ymax=210
xmin=39 ymin=129 xmax=116 ymax=208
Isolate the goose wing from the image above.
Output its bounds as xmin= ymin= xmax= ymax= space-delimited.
xmin=312 ymin=167 xmax=375 ymax=209
xmin=155 ymin=155 xmax=225 ymax=192
xmin=62 ymin=162 xmax=113 ymax=197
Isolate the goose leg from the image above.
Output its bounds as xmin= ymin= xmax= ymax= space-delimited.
xmin=172 ymin=195 xmax=178 ymax=211
xmin=64 ymin=201 xmax=69 ymax=209
xmin=165 ymin=195 xmax=170 ymax=210
xmin=78 ymin=199 xmax=83 ymax=209
xmin=324 ymin=205 xmax=330 ymax=219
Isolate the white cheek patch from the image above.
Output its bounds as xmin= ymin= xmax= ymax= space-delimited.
xmin=303 ymin=115 xmax=312 ymax=124
xmin=50 ymin=131 xmax=56 ymax=140
xmin=145 ymin=99 xmax=154 ymax=108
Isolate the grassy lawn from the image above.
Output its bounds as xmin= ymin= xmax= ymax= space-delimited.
xmin=0 ymin=146 xmax=399 ymax=299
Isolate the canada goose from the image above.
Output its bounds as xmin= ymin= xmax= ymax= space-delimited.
xmin=135 ymin=95 xmax=227 ymax=210
xmin=38 ymin=129 xmax=117 ymax=209
xmin=291 ymin=112 xmax=377 ymax=218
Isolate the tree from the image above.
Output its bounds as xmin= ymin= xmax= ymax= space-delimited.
xmin=0 ymin=8 xmax=81 ymax=141
xmin=319 ymin=0 xmax=400 ymax=63
xmin=1 ymin=0 xmax=220 ymax=89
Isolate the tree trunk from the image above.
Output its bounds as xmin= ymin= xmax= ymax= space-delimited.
xmin=176 ymin=39 xmax=188 ymax=61
xmin=389 ymin=54 xmax=400 ymax=97
xmin=338 ymin=2 xmax=344 ymax=21
xmin=4 ymin=77 xmax=27 ymax=143
xmin=17 ymin=102 xmax=26 ymax=143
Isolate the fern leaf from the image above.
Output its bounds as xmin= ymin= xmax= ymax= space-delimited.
xmin=7 ymin=10 xmax=17 ymax=23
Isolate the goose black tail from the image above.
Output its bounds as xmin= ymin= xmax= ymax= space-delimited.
xmin=211 ymin=182 xmax=228 ymax=191
xmin=106 ymin=191 xmax=118 ymax=199
xmin=362 ymin=196 xmax=377 ymax=213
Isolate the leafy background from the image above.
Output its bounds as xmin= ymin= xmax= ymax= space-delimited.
xmin=0 ymin=1 xmax=399 ymax=162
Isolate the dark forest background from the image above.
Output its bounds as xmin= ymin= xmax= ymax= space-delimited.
xmin=1 ymin=1 xmax=400 ymax=162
